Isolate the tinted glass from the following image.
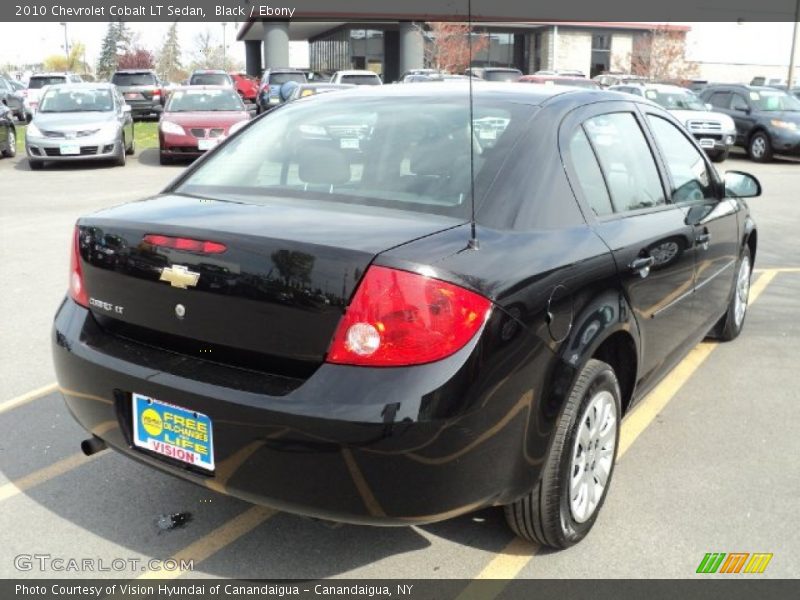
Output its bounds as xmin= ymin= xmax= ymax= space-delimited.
xmin=112 ymin=72 xmax=156 ymax=86
xmin=39 ymin=88 xmax=114 ymax=112
xmin=340 ymin=75 xmax=381 ymax=85
xmin=730 ymin=94 xmax=749 ymax=111
xmin=569 ymin=128 xmax=614 ymax=216
xmin=269 ymin=72 xmax=307 ymax=85
xmin=647 ymin=115 xmax=715 ymax=204
xmin=484 ymin=70 xmax=522 ymax=82
xmin=190 ymin=73 xmax=232 ymax=86
xmin=707 ymin=92 xmax=731 ymax=109
xmin=583 ymin=112 xmax=665 ymax=212
xmin=749 ymin=89 xmax=800 ymax=111
xmin=177 ymin=96 xmax=527 ymax=219
xmin=166 ymin=89 xmax=244 ymax=112
xmin=28 ymin=76 xmax=67 ymax=89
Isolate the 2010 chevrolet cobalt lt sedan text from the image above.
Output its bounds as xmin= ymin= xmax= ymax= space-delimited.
xmin=53 ymin=84 xmax=761 ymax=548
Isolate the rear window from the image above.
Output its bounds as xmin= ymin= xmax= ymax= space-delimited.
xmin=484 ymin=70 xmax=522 ymax=82
xmin=269 ymin=72 xmax=307 ymax=85
xmin=340 ymin=75 xmax=381 ymax=85
xmin=28 ymin=76 xmax=66 ymax=89
xmin=176 ymin=96 xmax=530 ymax=219
xmin=166 ymin=89 xmax=244 ymax=112
xmin=190 ymin=73 xmax=232 ymax=86
xmin=112 ymin=72 xmax=156 ymax=86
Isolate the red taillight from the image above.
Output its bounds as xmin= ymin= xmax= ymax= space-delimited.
xmin=326 ymin=266 xmax=492 ymax=367
xmin=153 ymin=89 xmax=161 ymax=98
xmin=143 ymin=234 xmax=227 ymax=254
xmin=69 ymin=227 xmax=89 ymax=307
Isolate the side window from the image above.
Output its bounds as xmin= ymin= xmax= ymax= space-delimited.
xmin=730 ymin=94 xmax=749 ymax=112
xmin=568 ymin=128 xmax=614 ymax=216
xmin=646 ymin=115 xmax=715 ymax=204
xmin=583 ymin=112 xmax=665 ymax=212
xmin=708 ymin=92 xmax=731 ymax=109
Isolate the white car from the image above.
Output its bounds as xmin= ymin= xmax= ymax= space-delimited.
xmin=329 ymin=70 xmax=383 ymax=86
xmin=610 ymin=82 xmax=737 ymax=162
xmin=24 ymin=72 xmax=83 ymax=114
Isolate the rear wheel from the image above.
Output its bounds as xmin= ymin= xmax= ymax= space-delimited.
xmin=748 ymin=131 xmax=772 ymax=162
xmin=504 ymin=359 xmax=621 ymax=548
xmin=710 ymin=149 xmax=728 ymax=163
xmin=126 ymin=128 xmax=135 ymax=155
xmin=1 ymin=128 xmax=15 ymax=157
xmin=714 ymin=247 xmax=752 ymax=341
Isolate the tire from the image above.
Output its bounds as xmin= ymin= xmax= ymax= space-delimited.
xmin=748 ymin=131 xmax=772 ymax=162
xmin=114 ymin=135 xmax=126 ymax=167
xmin=126 ymin=129 xmax=135 ymax=155
xmin=1 ymin=128 xmax=15 ymax=158
xmin=504 ymin=359 xmax=621 ymax=548
xmin=713 ymin=247 xmax=752 ymax=341
xmin=710 ymin=149 xmax=728 ymax=163
xmin=159 ymin=152 xmax=172 ymax=166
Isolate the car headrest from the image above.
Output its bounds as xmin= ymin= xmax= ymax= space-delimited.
xmin=297 ymin=146 xmax=351 ymax=186
xmin=409 ymin=139 xmax=463 ymax=177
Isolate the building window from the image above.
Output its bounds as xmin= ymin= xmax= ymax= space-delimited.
xmin=590 ymin=33 xmax=611 ymax=78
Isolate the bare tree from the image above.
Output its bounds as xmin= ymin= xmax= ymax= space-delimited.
xmin=417 ymin=23 xmax=489 ymax=73
xmin=623 ymin=25 xmax=698 ymax=82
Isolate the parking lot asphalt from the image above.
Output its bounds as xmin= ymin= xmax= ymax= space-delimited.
xmin=0 ymin=148 xmax=798 ymax=581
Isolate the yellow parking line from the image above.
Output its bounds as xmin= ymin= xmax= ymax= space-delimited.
xmin=137 ymin=505 xmax=277 ymax=579
xmin=460 ymin=269 xmax=779 ymax=587
xmin=0 ymin=452 xmax=102 ymax=502
xmin=754 ymin=267 xmax=800 ymax=273
xmin=0 ymin=383 xmax=58 ymax=415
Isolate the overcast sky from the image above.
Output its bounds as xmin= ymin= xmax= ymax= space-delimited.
xmin=0 ymin=21 xmax=797 ymax=70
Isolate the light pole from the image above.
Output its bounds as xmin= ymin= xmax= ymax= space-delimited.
xmin=788 ymin=0 xmax=800 ymax=88
xmin=60 ymin=22 xmax=69 ymax=63
xmin=222 ymin=22 xmax=228 ymax=71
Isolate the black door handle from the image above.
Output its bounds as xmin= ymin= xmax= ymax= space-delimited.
xmin=696 ymin=232 xmax=711 ymax=248
xmin=630 ymin=256 xmax=656 ymax=278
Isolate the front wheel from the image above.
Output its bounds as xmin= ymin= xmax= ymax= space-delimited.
xmin=710 ymin=149 xmax=729 ymax=163
xmin=504 ymin=358 xmax=621 ymax=548
xmin=1 ymin=128 xmax=15 ymax=157
xmin=714 ymin=247 xmax=752 ymax=341
xmin=748 ymin=132 xmax=772 ymax=162
xmin=114 ymin=135 xmax=127 ymax=167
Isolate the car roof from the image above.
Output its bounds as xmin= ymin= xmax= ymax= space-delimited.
xmin=171 ymin=85 xmax=234 ymax=92
xmin=335 ymin=70 xmax=381 ymax=76
xmin=114 ymin=69 xmax=155 ymax=73
xmin=42 ymin=82 xmax=115 ymax=90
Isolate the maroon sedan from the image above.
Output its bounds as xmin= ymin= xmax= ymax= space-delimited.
xmin=158 ymin=86 xmax=251 ymax=165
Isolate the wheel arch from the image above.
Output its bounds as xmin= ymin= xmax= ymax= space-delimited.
xmin=744 ymin=220 xmax=757 ymax=265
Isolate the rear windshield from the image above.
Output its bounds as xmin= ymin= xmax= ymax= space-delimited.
xmin=112 ymin=72 xmax=156 ymax=86
xmin=269 ymin=72 xmax=307 ymax=85
xmin=340 ymin=75 xmax=381 ymax=85
xmin=484 ymin=70 xmax=522 ymax=82
xmin=190 ymin=73 xmax=231 ymax=86
xmin=29 ymin=76 xmax=66 ymax=89
xmin=166 ymin=89 xmax=244 ymax=112
xmin=176 ymin=95 xmax=530 ymax=218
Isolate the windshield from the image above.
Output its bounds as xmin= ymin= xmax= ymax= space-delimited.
xmin=750 ymin=89 xmax=800 ymax=111
xmin=176 ymin=95 xmax=529 ymax=218
xmin=645 ymin=89 xmax=706 ymax=111
xmin=340 ymin=75 xmax=381 ymax=85
xmin=190 ymin=73 xmax=231 ymax=86
xmin=484 ymin=70 xmax=522 ymax=82
xmin=166 ymin=89 xmax=244 ymax=112
xmin=39 ymin=88 xmax=114 ymax=112
xmin=269 ymin=72 xmax=307 ymax=85
xmin=29 ymin=76 xmax=67 ymax=89
xmin=112 ymin=72 xmax=156 ymax=86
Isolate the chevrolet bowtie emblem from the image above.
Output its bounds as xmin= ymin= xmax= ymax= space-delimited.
xmin=159 ymin=265 xmax=200 ymax=289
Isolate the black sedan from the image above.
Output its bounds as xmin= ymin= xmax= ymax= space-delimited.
xmin=0 ymin=103 xmax=16 ymax=158
xmin=53 ymin=84 xmax=760 ymax=548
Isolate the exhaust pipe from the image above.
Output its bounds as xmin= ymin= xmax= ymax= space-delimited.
xmin=81 ymin=436 xmax=107 ymax=456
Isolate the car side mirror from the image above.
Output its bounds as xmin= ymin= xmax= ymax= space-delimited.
xmin=705 ymin=103 xmax=713 ymax=110
xmin=724 ymin=171 xmax=761 ymax=198
xmin=734 ymin=105 xmax=750 ymax=114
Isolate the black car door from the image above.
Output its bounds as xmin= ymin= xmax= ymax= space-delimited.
xmin=729 ymin=92 xmax=757 ymax=144
xmin=642 ymin=110 xmax=741 ymax=333
xmin=561 ymin=102 xmax=698 ymax=387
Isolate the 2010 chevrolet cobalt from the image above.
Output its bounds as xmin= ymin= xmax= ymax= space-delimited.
xmin=53 ymin=83 xmax=761 ymax=548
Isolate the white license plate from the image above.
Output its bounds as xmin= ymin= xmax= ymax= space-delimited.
xmin=699 ymin=138 xmax=715 ymax=148
xmin=125 ymin=92 xmax=141 ymax=100
xmin=59 ymin=143 xmax=80 ymax=155
xmin=198 ymin=139 xmax=218 ymax=151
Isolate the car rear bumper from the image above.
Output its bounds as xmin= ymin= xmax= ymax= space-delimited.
xmin=52 ymin=298 xmax=538 ymax=525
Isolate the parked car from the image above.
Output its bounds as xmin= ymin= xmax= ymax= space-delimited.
xmin=25 ymin=82 xmax=134 ymax=169
xmin=329 ymin=70 xmax=383 ymax=86
xmin=54 ymin=82 xmax=759 ymax=549
xmin=700 ymin=84 xmax=800 ymax=161
xmin=158 ymin=85 xmax=251 ymax=165
xmin=464 ymin=67 xmax=522 ymax=81
xmin=0 ymin=77 xmax=26 ymax=121
xmin=25 ymin=72 xmax=83 ymax=113
xmin=593 ymin=73 xmax=645 ymax=88
xmin=285 ymin=83 xmax=355 ymax=102
xmin=230 ymin=72 xmax=258 ymax=104
xmin=256 ymin=68 xmax=308 ymax=113
xmin=750 ymin=76 xmax=787 ymax=88
xmin=0 ymin=103 xmax=16 ymax=158
xmin=111 ymin=69 xmax=164 ymax=119
xmin=610 ymin=83 xmax=736 ymax=162
xmin=399 ymin=68 xmax=441 ymax=80
xmin=519 ymin=75 xmax=600 ymax=89
xmin=189 ymin=70 xmax=234 ymax=88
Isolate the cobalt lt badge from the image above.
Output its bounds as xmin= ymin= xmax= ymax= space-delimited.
xmin=175 ymin=304 xmax=186 ymax=319
xmin=159 ymin=265 xmax=200 ymax=289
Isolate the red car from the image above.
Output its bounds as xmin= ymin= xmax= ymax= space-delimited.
xmin=518 ymin=75 xmax=600 ymax=89
xmin=158 ymin=86 xmax=251 ymax=165
xmin=230 ymin=72 xmax=259 ymax=103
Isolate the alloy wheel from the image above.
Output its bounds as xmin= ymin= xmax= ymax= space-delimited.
xmin=734 ymin=255 xmax=751 ymax=328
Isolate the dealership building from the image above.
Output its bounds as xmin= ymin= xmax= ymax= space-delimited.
xmin=237 ymin=21 xmax=690 ymax=81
